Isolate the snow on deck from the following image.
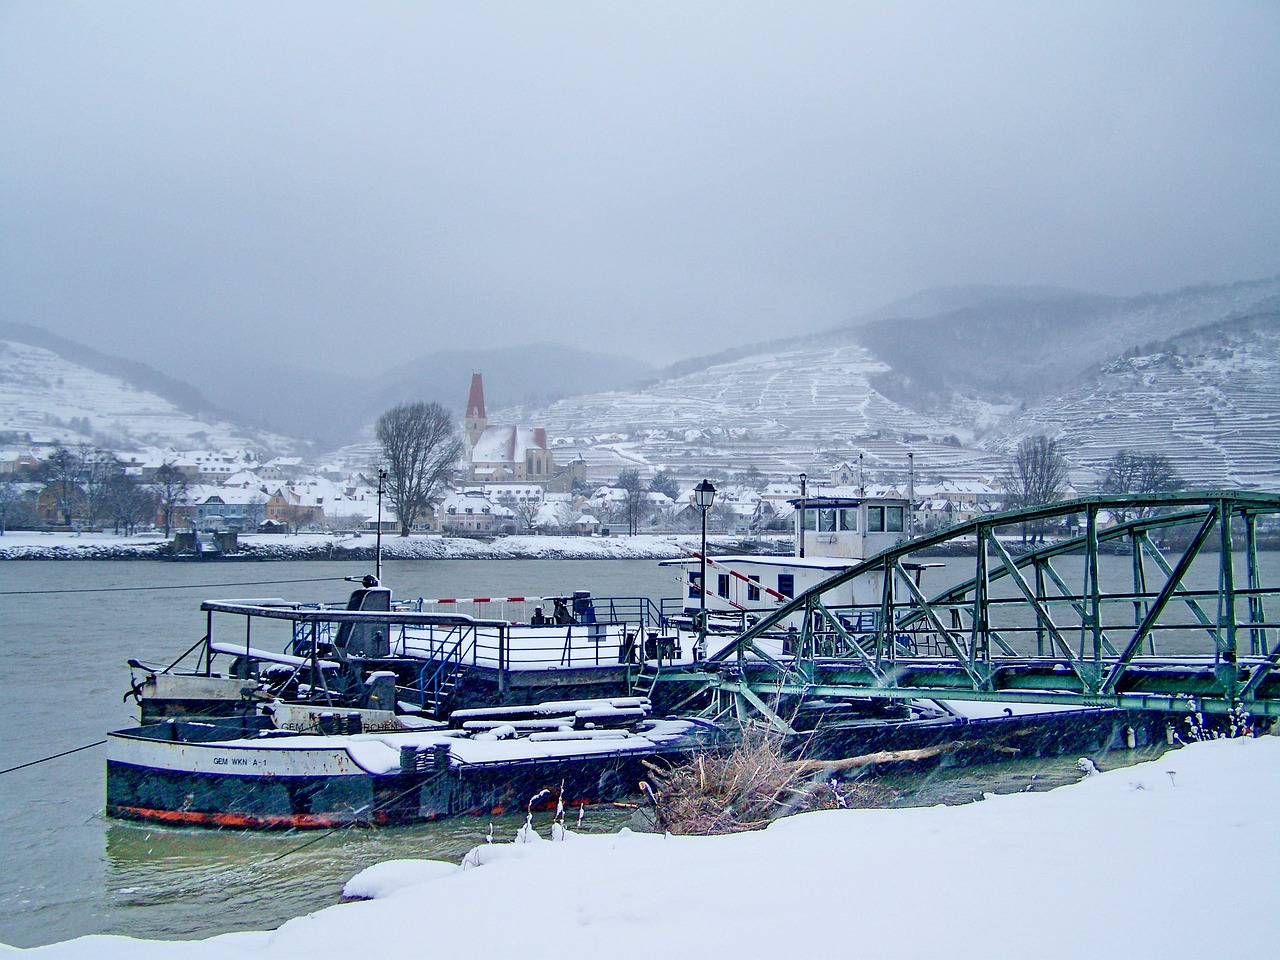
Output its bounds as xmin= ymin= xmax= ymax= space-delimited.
xmin=11 ymin=735 xmax=1280 ymax=958
xmin=209 ymin=718 xmax=699 ymax=774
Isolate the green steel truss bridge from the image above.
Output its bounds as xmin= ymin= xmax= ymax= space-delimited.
xmin=676 ymin=492 xmax=1280 ymax=733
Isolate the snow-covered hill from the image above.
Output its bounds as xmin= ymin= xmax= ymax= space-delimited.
xmin=982 ymin=306 xmax=1280 ymax=487
xmin=9 ymin=274 xmax=1280 ymax=492
xmin=0 ymin=338 xmax=296 ymax=454
xmin=502 ymin=277 xmax=1280 ymax=490
xmin=505 ymin=339 xmax=1007 ymax=483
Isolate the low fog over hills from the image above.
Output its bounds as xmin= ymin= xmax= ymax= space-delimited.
xmin=189 ymin=345 xmax=656 ymax=447
xmin=5 ymin=275 xmax=1280 ymax=489
xmin=496 ymin=276 xmax=1280 ymax=487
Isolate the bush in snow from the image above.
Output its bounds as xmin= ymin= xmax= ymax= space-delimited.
xmin=638 ymin=727 xmax=894 ymax=835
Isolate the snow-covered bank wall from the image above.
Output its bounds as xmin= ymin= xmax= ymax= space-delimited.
xmin=7 ymin=736 xmax=1280 ymax=958
xmin=0 ymin=532 xmax=790 ymax=562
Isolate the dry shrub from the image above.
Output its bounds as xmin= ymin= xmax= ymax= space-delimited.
xmin=641 ymin=727 xmax=896 ymax=835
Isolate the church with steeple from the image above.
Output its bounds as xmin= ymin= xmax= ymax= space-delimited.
xmin=462 ymin=373 xmax=558 ymax=483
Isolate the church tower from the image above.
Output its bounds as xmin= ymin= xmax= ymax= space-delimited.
xmin=464 ymin=372 xmax=487 ymax=450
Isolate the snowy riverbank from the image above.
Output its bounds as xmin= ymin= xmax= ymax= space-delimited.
xmin=0 ymin=531 xmax=789 ymax=561
xmin=7 ymin=735 xmax=1279 ymax=958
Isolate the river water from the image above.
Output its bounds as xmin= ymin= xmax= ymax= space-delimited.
xmin=2 ymin=551 xmax=1251 ymax=947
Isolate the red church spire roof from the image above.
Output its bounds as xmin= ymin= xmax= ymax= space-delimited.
xmin=466 ymin=373 xmax=486 ymax=420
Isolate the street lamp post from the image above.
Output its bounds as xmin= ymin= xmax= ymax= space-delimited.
xmin=694 ymin=478 xmax=717 ymax=659
xmin=375 ymin=468 xmax=387 ymax=584
xmin=797 ymin=472 xmax=807 ymax=558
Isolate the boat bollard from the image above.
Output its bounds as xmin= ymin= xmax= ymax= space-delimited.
xmin=400 ymin=745 xmax=419 ymax=774
xmin=431 ymin=744 xmax=450 ymax=772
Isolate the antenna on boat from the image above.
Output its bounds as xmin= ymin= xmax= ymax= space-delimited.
xmin=375 ymin=468 xmax=386 ymax=584
xmin=907 ymin=452 xmax=915 ymax=539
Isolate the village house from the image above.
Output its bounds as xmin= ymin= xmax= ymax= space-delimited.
xmin=265 ymin=487 xmax=325 ymax=531
xmin=35 ymin=481 xmax=87 ymax=526
xmin=438 ymin=489 xmax=515 ymax=535
xmin=190 ymin=487 xmax=270 ymax=531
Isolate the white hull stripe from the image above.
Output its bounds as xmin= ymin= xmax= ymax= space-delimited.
xmin=107 ymin=733 xmax=372 ymax=777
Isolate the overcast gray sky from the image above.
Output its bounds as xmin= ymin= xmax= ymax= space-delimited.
xmin=2 ymin=1 xmax=1277 ymax=377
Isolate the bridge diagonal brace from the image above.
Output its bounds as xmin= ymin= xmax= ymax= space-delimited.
xmin=1103 ymin=509 xmax=1218 ymax=695
xmin=732 ymin=682 xmax=799 ymax=736
xmin=1039 ymin=561 xmax=1120 ymax=657
xmin=1239 ymin=621 xmax=1280 ymax=700
xmin=987 ymin=536 xmax=1078 ymax=665
xmin=893 ymin=560 xmax=982 ymax=687
xmin=1136 ymin=529 xmax=1218 ymax=642
xmin=744 ymin=640 xmax=790 ymax=675
xmin=813 ymin=603 xmax=886 ymax=681
xmin=988 ymin=630 xmax=1020 ymax=657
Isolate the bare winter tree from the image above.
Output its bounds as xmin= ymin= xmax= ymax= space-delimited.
xmin=1002 ymin=435 xmax=1069 ymax=544
xmin=616 ymin=468 xmax=647 ymax=535
xmin=513 ymin=497 xmax=541 ymax=533
xmin=242 ymin=493 xmax=268 ymax=532
xmin=104 ymin=472 xmax=157 ymax=535
xmin=1099 ymin=449 xmax=1184 ymax=521
xmin=151 ymin=462 xmax=190 ymax=537
xmin=78 ymin=445 xmax=120 ymax=526
xmin=0 ymin=475 xmax=35 ymax=534
xmin=277 ymin=501 xmax=317 ymax=535
xmin=376 ymin=401 xmax=463 ymax=536
xmin=37 ymin=444 xmax=84 ymax=526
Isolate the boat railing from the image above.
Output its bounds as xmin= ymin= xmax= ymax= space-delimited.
xmin=199 ymin=599 xmax=508 ymax=675
xmin=400 ymin=594 xmax=669 ymax=633
xmin=406 ymin=620 xmax=627 ymax=671
xmin=194 ymin=597 xmax=684 ymax=715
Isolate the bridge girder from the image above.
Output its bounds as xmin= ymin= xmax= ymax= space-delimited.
xmin=695 ymin=491 xmax=1280 ymax=723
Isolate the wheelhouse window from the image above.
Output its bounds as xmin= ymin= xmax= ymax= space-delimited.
xmin=801 ymin=509 xmax=817 ymax=531
xmin=840 ymin=508 xmax=858 ymax=531
xmin=867 ymin=506 xmax=884 ymax=532
xmin=886 ymin=506 xmax=904 ymax=532
xmin=818 ymin=508 xmax=837 ymax=532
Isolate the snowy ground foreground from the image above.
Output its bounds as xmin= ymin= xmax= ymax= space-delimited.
xmin=0 ymin=531 xmax=781 ymax=561
xmin=9 ymin=736 xmax=1279 ymax=959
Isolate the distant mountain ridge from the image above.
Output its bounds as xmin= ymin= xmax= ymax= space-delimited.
xmin=853 ymin=277 xmax=1280 ymax=410
xmin=511 ymin=275 xmax=1280 ymax=489
xmin=979 ymin=300 xmax=1280 ymax=487
xmin=0 ymin=321 xmax=229 ymax=425
xmin=7 ymin=275 xmax=1280 ymax=492
xmin=0 ymin=332 xmax=298 ymax=454
xmin=849 ymin=283 xmax=1093 ymax=327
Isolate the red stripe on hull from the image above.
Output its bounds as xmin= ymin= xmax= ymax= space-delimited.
xmin=107 ymin=804 xmax=389 ymax=830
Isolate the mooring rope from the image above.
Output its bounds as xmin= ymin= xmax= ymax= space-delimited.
xmin=0 ymin=739 xmax=107 ymax=777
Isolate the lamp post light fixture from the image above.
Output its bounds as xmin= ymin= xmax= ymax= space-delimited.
xmin=694 ymin=478 xmax=717 ymax=658
xmin=797 ymin=472 xmax=808 ymax=558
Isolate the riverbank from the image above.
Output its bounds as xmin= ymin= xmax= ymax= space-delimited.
xmin=6 ymin=735 xmax=1277 ymax=959
xmin=0 ymin=531 xmax=790 ymax=561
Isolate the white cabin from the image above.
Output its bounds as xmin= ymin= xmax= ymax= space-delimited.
xmin=665 ymin=494 xmax=915 ymax=618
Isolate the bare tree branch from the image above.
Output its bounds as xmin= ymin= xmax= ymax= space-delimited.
xmin=376 ymin=401 xmax=463 ymax=536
